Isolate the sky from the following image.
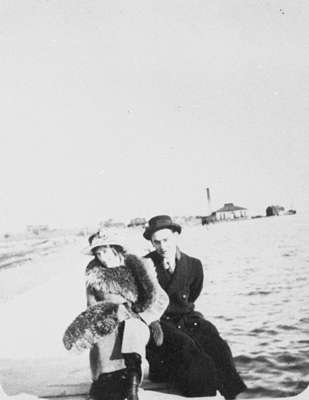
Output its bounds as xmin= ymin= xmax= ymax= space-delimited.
xmin=0 ymin=0 xmax=308 ymax=232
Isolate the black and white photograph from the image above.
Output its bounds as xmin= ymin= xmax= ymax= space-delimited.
xmin=0 ymin=1 xmax=308 ymax=400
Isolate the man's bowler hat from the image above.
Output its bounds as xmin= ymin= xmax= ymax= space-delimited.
xmin=143 ymin=215 xmax=182 ymax=240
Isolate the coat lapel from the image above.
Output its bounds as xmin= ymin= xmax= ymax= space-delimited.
xmin=150 ymin=252 xmax=173 ymax=290
xmin=149 ymin=250 xmax=188 ymax=294
xmin=167 ymin=251 xmax=188 ymax=294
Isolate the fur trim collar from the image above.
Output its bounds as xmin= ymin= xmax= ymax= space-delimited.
xmin=85 ymin=254 xmax=157 ymax=314
xmin=63 ymin=254 xmax=159 ymax=352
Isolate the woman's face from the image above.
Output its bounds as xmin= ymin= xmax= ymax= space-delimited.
xmin=94 ymin=245 xmax=121 ymax=268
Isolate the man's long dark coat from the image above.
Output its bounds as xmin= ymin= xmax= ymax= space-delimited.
xmin=145 ymin=250 xmax=247 ymax=399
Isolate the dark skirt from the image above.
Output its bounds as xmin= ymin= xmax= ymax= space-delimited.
xmin=146 ymin=312 xmax=247 ymax=399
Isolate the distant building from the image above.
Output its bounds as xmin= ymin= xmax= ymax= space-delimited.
xmin=101 ymin=219 xmax=126 ymax=229
xmin=266 ymin=205 xmax=285 ymax=217
xmin=215 ymin=203 xmax=248 ymax=221
xmin=201 ymin=212 xmax=217 ymax=225
xmin=172 ymin=216 xmax=201 ymax=226
xmin=128 ymin=217 xmax=147 ymax=228
xmin=26 ymin=225 xmax=49 ymax=235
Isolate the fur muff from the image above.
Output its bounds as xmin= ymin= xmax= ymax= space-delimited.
xmin=63 ymin=254 xmax=157 ymax=352
xmin=63 ymin=302 xmax=128 ymax=351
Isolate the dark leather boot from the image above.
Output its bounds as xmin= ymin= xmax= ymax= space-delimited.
xmin=124 ymin=353 xmax=142 ymax=400
xmin=89 ymin=369 xmax=128 ymax=400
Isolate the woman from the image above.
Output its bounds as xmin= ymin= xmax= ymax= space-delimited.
xmin=63 ymin=230 xmax=168 ymax=400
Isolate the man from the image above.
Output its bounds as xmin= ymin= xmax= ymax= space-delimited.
xmin=143 ymin=215 xmax=247 ymax=399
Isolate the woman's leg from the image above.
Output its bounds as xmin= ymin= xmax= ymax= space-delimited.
xmin=121 ymin=317 xmax=150 ymax=364
xmin=90 ymin=328 xmax=126 ymax=380
xmin=121 ymin=318 xmax=150 ymax=400
xmin=89 ymin=327 xmax=127 ymax=400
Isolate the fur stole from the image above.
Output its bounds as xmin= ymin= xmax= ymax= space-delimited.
xmin=63 ymin=255 xmax=157 ymax=352
xmin=85 ymin=254 xmax=156 ymax=313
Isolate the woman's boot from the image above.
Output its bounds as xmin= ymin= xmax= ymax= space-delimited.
xmin=89 ymin=369 xmax=128 ymax=400
xmin=124 ymin=353 xmax=142 ymax=400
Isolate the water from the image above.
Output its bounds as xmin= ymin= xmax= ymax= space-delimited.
xmin=0 ymin=236 xmax=67 ymax=270
xmin=0 ymin=215 xmax=308 ymax=397
xmin=0 ymin=235 xmax=78 ymax=302
xmin=182 ymin=214 xmax=309 ymax=398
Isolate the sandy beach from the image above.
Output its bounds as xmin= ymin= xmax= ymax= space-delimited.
xmin=1 ymin=1 xmax=309 ymax=399
xmin=0 ymin=216 xmax=308 ymax=399
xmin=0 ymin=240 xmax=90 ymax=397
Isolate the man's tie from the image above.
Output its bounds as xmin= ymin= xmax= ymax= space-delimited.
xmin=164 ymin=258 xmax=175 ymax=274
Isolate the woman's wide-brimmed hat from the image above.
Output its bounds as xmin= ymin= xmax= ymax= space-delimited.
xmin=84 ymin=230 xmax=126 ymax=255
xmin=143 ymin=215 xmax=182 ymax=240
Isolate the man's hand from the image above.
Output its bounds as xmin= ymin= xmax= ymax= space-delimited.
xmin=150 ymin=321 xmax=164 ymax=346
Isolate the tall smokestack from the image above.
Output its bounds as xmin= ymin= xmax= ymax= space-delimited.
xmin=206 ymin=187 xmax=212 ymax=215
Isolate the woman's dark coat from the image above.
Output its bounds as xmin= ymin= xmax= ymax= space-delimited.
xmin=145 ymin=250 xmax=247 ymax=399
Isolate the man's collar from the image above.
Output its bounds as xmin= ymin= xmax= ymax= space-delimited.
xmin=156 ymin=247 xmax=181 ymax=261
xmin=158 ymin=247 xmax=181 ymax=273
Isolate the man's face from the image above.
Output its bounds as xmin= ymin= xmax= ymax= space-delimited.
xmin=151 ymin=228 xmax=178 ymax=258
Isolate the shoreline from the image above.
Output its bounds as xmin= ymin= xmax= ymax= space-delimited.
xmin=0 ymin=218 xmax=308 ymax=399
